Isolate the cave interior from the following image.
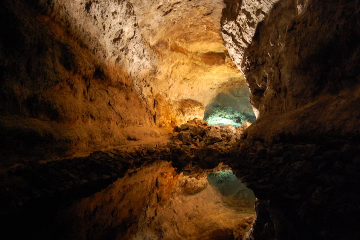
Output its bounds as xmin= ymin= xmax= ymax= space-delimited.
xmin=1 ymin=0 xmax=360 ymax=239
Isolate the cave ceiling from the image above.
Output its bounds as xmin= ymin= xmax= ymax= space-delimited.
xmin=129 ymin=0 xmax=247 ymax=119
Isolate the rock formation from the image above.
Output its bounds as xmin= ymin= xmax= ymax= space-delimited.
xmin=221 ymin=0 xmax=280 ymax=74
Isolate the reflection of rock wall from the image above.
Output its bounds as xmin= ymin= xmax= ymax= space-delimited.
xmin=19 ymin=161 xmax=253 ymax=240
xmin=207 ymin=170 xmax=256 ymax=208
xmin=1 ymin=126 xmax=257 ymax=240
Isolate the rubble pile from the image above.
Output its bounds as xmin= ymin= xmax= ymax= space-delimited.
xmin=169 ymin=118 xmax=251 ymax=150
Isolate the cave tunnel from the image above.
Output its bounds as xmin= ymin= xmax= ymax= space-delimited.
xmin=204 ymin=86 xmax=257 ymax=127
xmin=1 ymin=0 xmax=360 ymax=240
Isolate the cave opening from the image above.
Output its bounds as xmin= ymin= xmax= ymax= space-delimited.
xmin=204 ymin=86 xmax=256 ymax=127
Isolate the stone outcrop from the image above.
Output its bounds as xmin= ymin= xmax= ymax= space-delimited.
xmin=170 ymin=118 xmax=250 ymax=150
xmin=221 ymin=0 xmax=280 ymax=74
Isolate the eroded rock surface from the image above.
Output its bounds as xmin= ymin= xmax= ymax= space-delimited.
xmin=129 ymin=0 xmax=247 ymax=122
xmin=221 ymin=0 xmax=280 ymax=73
xmin=221 ymin=0 xmax=360 ymax=239
xmin=0 ymin=0 xmax=167 ymax=167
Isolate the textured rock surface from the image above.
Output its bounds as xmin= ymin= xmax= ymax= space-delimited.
xmin=243 ymin=0 xmax=360 ymax=120
xmin=0 ymin=0 xmax=254 ymax=168
xmin=0 ymin=0 xmax=169 ymax=167
xmin=129 ymin=0 xmax=247 ymax=121
xmin=221 ymin=0 xmax=360 ymax=239
xmin=221 ymin=0 xmax=280 ymax=73
xmin=37 ymin=0 xmax=156 ymax=100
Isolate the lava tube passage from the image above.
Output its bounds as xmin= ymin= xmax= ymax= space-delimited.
xmin=204 ymin=87 xmax=256 ymax=127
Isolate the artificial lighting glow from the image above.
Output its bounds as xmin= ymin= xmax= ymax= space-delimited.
xmin=204 ymin=105 xmax=256 ymax=127
xmin=206 ymin=116 xmax=241 ymax=127
xmin=207 ymin=170 xmax=256 ymax=203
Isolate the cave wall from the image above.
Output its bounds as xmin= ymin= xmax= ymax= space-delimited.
xmin=221 ymin=0 xmax=360 ymax=239
xmin=223 ymin=0 xmax=360 ymax=137
xmin=0 ymin=0 xmax=172 ymax=167
xmin=128 ymin=0 xmax=247 ymax=121
xmin=221 ymin=0 xmax=280 ymax=75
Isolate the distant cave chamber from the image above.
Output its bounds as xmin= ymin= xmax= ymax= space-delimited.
xmin=204 ymin=87 xmax=256 ymax=127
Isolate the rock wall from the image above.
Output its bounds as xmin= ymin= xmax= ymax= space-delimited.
xmin=36 ymin=0 xmax=156 ymax=99
xmin=221 ymin=0 xmax=280 ymax=74
xmin=221 ymin=0 xmax=360 ymax=239
xmin=0 ymin=0 xmax=174 ymax=167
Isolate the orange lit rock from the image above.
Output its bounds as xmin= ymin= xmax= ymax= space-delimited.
xmin=54 ymin=161 xmax=254 ymax=240
xmin=129 ymin=0 xmax=246 ymax=123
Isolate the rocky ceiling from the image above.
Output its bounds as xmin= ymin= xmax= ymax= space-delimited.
xmin=129 ymin=0 xmax=245 ymax=108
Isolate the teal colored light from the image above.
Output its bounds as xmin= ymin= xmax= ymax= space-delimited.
xmin=204 ymin=105 xmax=255 ymax=127
xmin=207 ymin=170 xmax=255 ymax=198
xmin=205 ymin=116 xmax=242 ymax=127
xmin=208 ymin=170 xmax=237 ymax=183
